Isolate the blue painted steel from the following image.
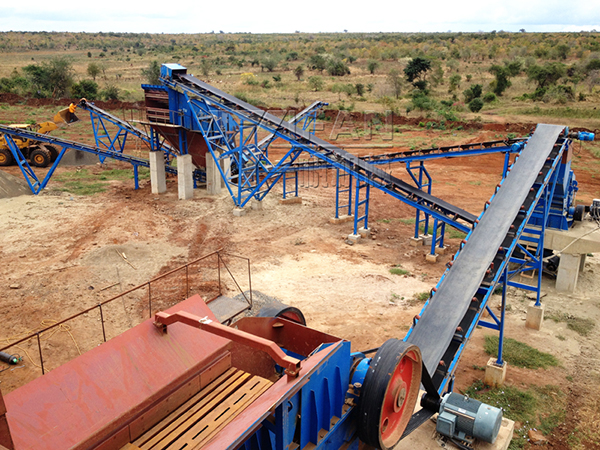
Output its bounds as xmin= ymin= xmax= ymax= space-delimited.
xmin=429 ymin=219 xmax=446 ymax=256
xmin=352 ymin=179 xmax=370 ymax=235
xmin=406 ymin=161 xmax=432 ymax=239
xmin=577 ymin=131 xmax=595 ymax=141
xmin=334 ymin=170 xmax=352 ymax=219
xmin=241 ymin=340 xmax=360 ymax=450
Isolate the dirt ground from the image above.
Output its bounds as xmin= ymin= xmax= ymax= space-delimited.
xmin=1 ymin=121 xmax=599 ymax=449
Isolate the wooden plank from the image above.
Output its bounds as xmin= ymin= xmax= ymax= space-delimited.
xmin=133 ymin=367 xmax=238 ymax=449
xmin=194 ymin=377 xmax=272 ymax=449
xmin=171 ymin=376 xmax=272 ymax=449
xmin=137 ymin=370 xmax=249 ymax=450
xmin=120 ymin=444 xmax=142 ymax=450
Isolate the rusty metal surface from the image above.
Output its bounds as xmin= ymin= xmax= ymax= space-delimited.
xmin=155 ymin=311 xmax=302 ymax=377
xmin=4 ymin=295 xmax=230 ymax=450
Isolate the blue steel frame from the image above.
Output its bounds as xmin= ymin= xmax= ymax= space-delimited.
xmin=404 ymin=135 xmax=569 ymax=395
xmin=80 ymin=99 xmax=179 ymax=164
xmin=159 ymin=74 xmax=475 ymax=234
xmin=0 ymin=124 xmax=199 ymax=194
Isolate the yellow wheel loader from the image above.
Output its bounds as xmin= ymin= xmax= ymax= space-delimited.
xmin=0 ymin=103 xmax=79 ymax=168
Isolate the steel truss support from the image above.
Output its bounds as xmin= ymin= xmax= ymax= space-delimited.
xmin=353 ymin=178 xmax=370 ymax=235
xmin=334 ymin=169 xmax=353 ymax=219
xmin=406 ymin=161 xmax=432 ymax=239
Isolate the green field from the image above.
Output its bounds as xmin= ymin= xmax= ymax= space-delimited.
xmin=1 ymin=31 xmax=600 ymax=130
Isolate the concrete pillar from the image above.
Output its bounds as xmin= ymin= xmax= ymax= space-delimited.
xmin=525 ymin=301 xmax=545 ymax=330
xmin=177 ymin=154 xmax=194 ymax=200
xmin=206 ymin=151 xmax=222 ymax=195
xmin=484 ymin=358 xmax=507 ymax=387
xmin=358 ymin=227 xmax=370 ymax=238
xmin=329 ymin=214 xmax=353 ymax=224
xmin=556 ymin=253 xmax=582 ymax=293
xmin=419 ymin=234 xmax=433 ymax=246
xmin=220 ymin=156 xmax=231 ymax=188
xmin=409 ymin=237 xmax=424 ymax=247
xmin=149 ymin=151 xmax=166 ymax=194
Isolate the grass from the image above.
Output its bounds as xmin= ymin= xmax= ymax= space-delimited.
xmin=545 ymin=312 xmax=596 ymax=337
xmin=54 ymin=167 xmax=150 ymax=195
xmin=484 ymin=335 xmax=559 ymax=369
xmin=464 ymin=380 xmax=565 ymax=450
xmin=389 ymin=267 xmax=410 ymax=276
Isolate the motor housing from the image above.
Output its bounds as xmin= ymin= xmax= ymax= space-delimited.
xmin=436 ymin=393 xmax=502 ymax=444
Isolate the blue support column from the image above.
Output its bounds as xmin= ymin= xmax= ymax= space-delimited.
xmin=334 ymin=169 xmax=352 ymax=219
xmin=406 ymin=161 xmax=432 ymax=238
xmin=496 ymin=267 xmax=508 ymax=365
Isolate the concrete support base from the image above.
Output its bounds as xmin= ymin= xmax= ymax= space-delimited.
xmin=177 ymin=154 xmax=194 ymax=200
xmin=251 ymin=200 xmax=263 ymax=211
xmin=347 ymin=234 xmax=361 ymax=243
xmin=436 ymin=245 xmax=449 ymax=255
xmin=149 ymin=151 xmax=166 ymax=194
xmin=484 ymin=357 xmax=507 ymax=388
xmin=556 ymin=253 xmax=582 ymax=293
xmin=206 ymin=151 xmax=222 ymax=195
xmin=425 ymin=253 xmax=439 ymax=263
xmin=232 ymin=208 xmax=246 ymax=217
xmin=525 ymin=302 xmax=545 ymax=330
xmin=409 ymin=237 xmax=423 ymax=247
xmin=358 ymin=227 xmax=370 ymax=238
xmin=220 ymin=156 xmax=230 ymax=188
xmin=419 ymin=234 xmax=433 ymax=246
xmin=329 ymin=214 xmax=353 ymax=224
xmin=279 ymin=196 xmax=303 ymax=205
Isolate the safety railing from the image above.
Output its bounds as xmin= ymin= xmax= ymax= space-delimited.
xmin=0 ymin=249 xmax=251 ymax=377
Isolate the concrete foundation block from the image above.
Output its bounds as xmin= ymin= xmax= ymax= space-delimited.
xmin=556 ymin=253 xmax=582 ymax=293
xmin=177 ymin=154 xmax=194 ymax=200
xmin=425 ymin=253 xmax=438 ymax=263
xmin=149 ymin=151 xmax=167 ymax=194
xmin=232 ymin=208 xmax=246 ymax=217
xmin=419 ymin=234 xmax=433 ymax=246
xmin=279 ymin=196 xmax=303 ymax=205
xmin=220 ymin=156 xmax=231 ymax=188
xmin=525 ymin=302 xmax=545 ymax=330
xmin=329 ymin=214 xmax=354 ymax=224
xmin=484 ymin=357 xmax=507 ymax=388
xmin=206 ymin=151 xmax=222 ymax=195
xmin=251 ymin=200 xmax=264 ymax=210
xmin=358 ymin=227 xmax=370 ymax=238
xmin=347 ymin=234 xmax=361 ymax=243
xmin=409 ymin=237 xmax=423 ymax=247
xmin=579 ymin=253 xmax=587 ymax=272
xmin=436 ymin=245 xmax=449 ymax=255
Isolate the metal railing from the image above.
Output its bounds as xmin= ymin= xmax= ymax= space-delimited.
xmin=0 ymin=249 xmax=251 ymax=376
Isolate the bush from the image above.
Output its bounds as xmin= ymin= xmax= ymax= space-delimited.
xmin=463 ymin=83 xmax=482 ymax=102
xmin=142 ymin=61 xmax=160 ymax=84
xmin=483 ymin=92 xmax=497 ymax=103
xmin=411 ymin=90 xmax=436 ymax=111
xmin=71 ymin=80 xmax=98 ymax=100
xmin=327 ymin=60 xmax=350 ymax=76
xmin=308 ymin=76 xmax=324 ymax=91
xmin=468 ymin=97 xmax=484 ymax=112
xmin=100 ymin=85 xmax=120 ymax=101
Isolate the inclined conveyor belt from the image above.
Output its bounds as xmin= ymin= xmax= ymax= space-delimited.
xmin=406 ymin=124 xmax=565 ymax=378
xmin=176 ymin=73 xmax=477 ymax=225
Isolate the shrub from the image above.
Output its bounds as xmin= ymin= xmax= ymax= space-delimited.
xmin=468 ymin=98 xmax=484 ymax=112
xmin=327 ymin=60 xmax=350 ymax=76
xmin=483 ymin=92 xmax=497 ymax=103
xmin=71 ymin=80 xmax=98 ymax=100
xmin=100 ymin=85 xmax=120 ymax=101
xmin=367 ymin=60 xmax=379 ymax=75
xmin=463 ymin=83 xmax=482 ymax=102
xmin=142 ymin=61 xmax=160 ymax=84
xmin=308 ymin=76 xmax=324 ymax=91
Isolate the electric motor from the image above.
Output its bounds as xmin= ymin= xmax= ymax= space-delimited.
xmin=436 ymin=392 xmax=502 ymax=444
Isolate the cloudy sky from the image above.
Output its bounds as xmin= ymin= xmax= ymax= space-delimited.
xmin=1 ymin=0 xmax=599 ymax=34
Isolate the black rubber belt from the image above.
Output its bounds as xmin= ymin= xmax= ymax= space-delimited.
xmin=406 ymin=124 xmax=564 ymax=379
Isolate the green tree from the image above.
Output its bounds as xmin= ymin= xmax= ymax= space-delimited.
xmin=142 ymin=61 xmax=161 ymax=84
xmin=527 ymin=62 xmax=566 ymax=89
xmin=468 ymin=98 xmax=484 ymax=112
xmin=355 ymin=83 xmax=365 ymax=96
xmin=309 ymin=54 xmax=327 ymax=73
xmin=261 ymin=57 xmax=278 ymax=72
xmin=87 ymin=62 xmax=101 ymax=81
xmin=327 ymin=60 xmax=350 ymax=76
xmin=308 ymin=75 xmax=324 ymax=91
xmin=200 ymin=58 xmax=212 ymax=77
xmin=101 ymin=85 xmax=120 ymax=101
xmin=489 ymin=65 xmax=512 ymax=96
xmin=23 ymin=56 xmax=74 ymax=98
xmin=463 ymin=84 xmax=483 ymax=103
xmin=448 ymin=74 xmax=461 ymax=93
xmin=404 ymin=57 xmax=431 ymax=90
xmin=367 ymin=60 xmax=379 ymax=75
xmin=387 ymin=69 xmax=402 ymax=99
xmin=294 ymin=65 xmax=304 ymax=81
xmin=71 ymin=80 xmax=98 ymax=100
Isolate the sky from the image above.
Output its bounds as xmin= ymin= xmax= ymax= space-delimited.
xmin=0 ymin=0 xmax=599 ymax=34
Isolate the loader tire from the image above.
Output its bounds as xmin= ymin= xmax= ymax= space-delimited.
xmin=30 ymin=147 xmax=52 ymax=167
xmin=0 ymin=148 xmax=14 ymax=166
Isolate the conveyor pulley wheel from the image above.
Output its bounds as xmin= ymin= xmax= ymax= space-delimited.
xmin=358 ymin=339 xmax=422 ymax=449
xmin=255 ymin=302 xmax=307 ymax=325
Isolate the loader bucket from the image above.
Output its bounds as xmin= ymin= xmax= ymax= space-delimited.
xmin=54 ymin=105 xmax=79 ymax=125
